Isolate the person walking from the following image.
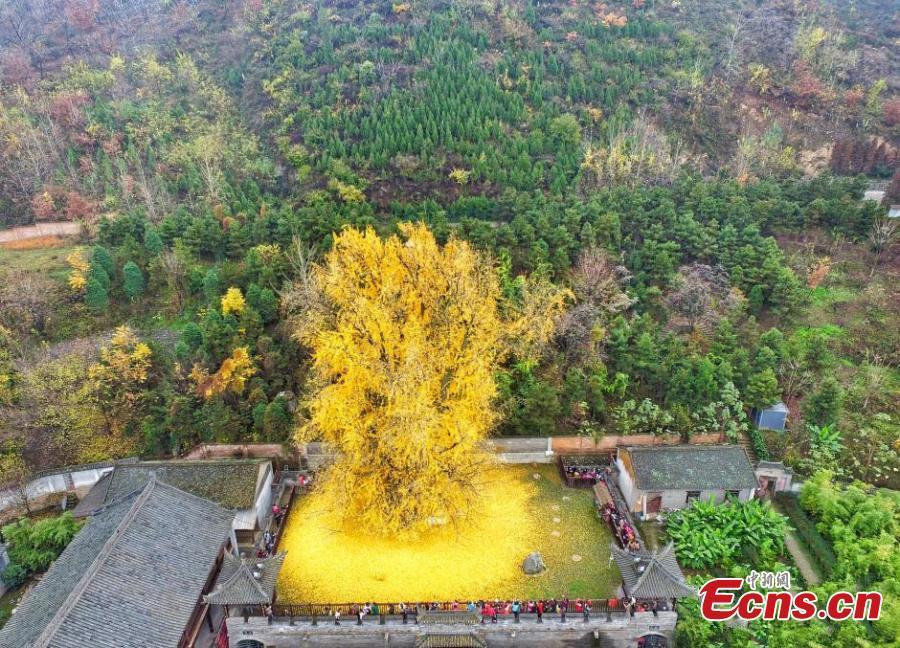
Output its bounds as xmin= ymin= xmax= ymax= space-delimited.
xmin=400 ymin=602 xmax=408 ymax=624
xmin=583 ymin=600 xmax=591 ymax=622
xmin=536 ymin=600 xmax=544 ymax=623
xmin=512 ymin=600 xmax=521 ymax=623
xmin=334 ymin=609 xmax=341 ymax=625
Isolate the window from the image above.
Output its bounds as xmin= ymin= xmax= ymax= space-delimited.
xmin=685 ymin=491 xmax=700 ymax=504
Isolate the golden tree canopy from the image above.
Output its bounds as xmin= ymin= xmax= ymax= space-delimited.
xmin=295 ymin=223 xmax=567 ymax=538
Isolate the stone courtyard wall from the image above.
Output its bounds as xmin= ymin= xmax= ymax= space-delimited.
xmin=227 ymin=612 xmax=676 ymax=648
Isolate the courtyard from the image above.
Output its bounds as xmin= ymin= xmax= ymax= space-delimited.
xmin=276 ymin=463 xmax=619 ymax=603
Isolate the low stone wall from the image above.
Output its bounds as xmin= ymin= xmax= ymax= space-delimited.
xmin=183 ymin=443 xmax=294 ymax=461
xmin=552 ymin=433 xmax=724 ymax=454
xmin=0 ymin=459 xmax=128 ymax=518
xmin=305 ymin=433 xmax=725 ymax=470
xmin=227 ymin=612 xmax=676 ymax=648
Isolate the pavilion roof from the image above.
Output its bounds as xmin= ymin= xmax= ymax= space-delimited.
xmin=203 ymin=551 xmax=286 ymax=606
xmin=611 ymin=542 xmax=696 ymax=600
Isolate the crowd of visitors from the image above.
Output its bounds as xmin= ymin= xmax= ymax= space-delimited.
xmin=324 ymin=598 xmax=607 ymax=624
xmin=601 ymin=501 xmax=640 ymax=551
xmin=559 ymin=456 xmax=609 ymax=488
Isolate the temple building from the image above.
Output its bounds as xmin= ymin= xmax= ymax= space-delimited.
xmin=616 ymin=445 xmax=758 ymax=518
xmin=72 ymin=459 xmax=274 ymax=549
xmin=0 ymin=478 xmax=234 ymax=648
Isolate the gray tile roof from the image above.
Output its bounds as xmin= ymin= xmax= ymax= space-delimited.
xmin=415 ymin=634 xmax=486 ymax=648
xmin=0 ymin=478 xmax=233 ymax=648
xmin=70 ymin=472 xmax=112 ymax=518
xmin=622 ymin=445 xmax=757 ymax=492
xmin=203 ymin=551 xmax=285 ymax=606
xmin=611 ymin=542 xmax=696 ymax=599
xmin=73 ymin=459 xmax=270 ymax=516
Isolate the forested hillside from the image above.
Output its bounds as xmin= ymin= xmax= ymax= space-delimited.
xmin=0 ymin=0 xmax=896 ymax=487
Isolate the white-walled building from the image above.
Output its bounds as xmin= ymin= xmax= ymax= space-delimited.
xmin=616 ymin=445 xmax=757 ymax=518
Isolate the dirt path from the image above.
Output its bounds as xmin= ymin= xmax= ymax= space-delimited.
xmin=781 ymin=517 xmax=822 ymax=586
xmin=0 ymin=221 xmax=80 ymax=243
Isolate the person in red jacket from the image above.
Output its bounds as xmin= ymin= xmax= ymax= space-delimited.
xmin=536 ymin=600 xmax=544 ymax=623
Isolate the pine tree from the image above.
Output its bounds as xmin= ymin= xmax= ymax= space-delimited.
xmin=90 ymin=246 xmax=115 ymax=278
xmin=143 ymin=228 xmax=164 ymax=256
xmin=744 ymin=368 xmax=780 ymax=410
xmin=202 ymin=269 xmax=220 ymax=305
xmin=84 ymin=278 xmax=109 ymax=311
xmin=122 ymin=261 xmax=145 ymax=301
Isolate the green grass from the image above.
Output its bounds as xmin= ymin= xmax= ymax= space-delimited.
xmin=808 ymin=285 xmax=857 ymax=308
xmin=0 ymin=582 xmax=28 ymax=629
xmin=0 ymin=245 xmax=80 ymax=283
xmin=521 ymin=464 xmax=620 ymax=599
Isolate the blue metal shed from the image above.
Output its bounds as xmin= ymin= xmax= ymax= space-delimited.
xmin=751 ymin=401 xmax=789 ymax=431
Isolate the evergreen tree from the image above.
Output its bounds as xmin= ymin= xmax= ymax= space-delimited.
xmin=84 ymin=278 xmax=109 ymax=311
xmin=803 ymin=377 xmax=844 ymax=427
xmin=202 ymin=268 xmax=220 ymax=305
xmin=144 ymin=228 xmax=164 ymax=256
xmin=90 ymin=246 xmax=115 ymax=278
xmin=122 ymin=261 xmax=145 ymax=301
xmin=744 ymin=368 xmax=780 ymax=410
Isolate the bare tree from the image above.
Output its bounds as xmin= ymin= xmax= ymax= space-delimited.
xmin=666 ymin=264 xmax=739 ymax=332
xmin=0 ymin=450 xmax=33 ymax=515
xmin=557 ymin=246 xmax=633 ymax=359
xmin=868 ymin=214 xmax=898 ymax=277
xmin=157 ymin=249 xmax=187 ymax=312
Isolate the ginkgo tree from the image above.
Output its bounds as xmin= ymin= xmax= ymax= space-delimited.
xmin=293 ymin=223 xmax=568 ymax=538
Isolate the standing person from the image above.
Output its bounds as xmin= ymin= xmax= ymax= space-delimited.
xmin=400 ymin=602 xmax=408 ymax=624
xmin=481 ymin=601 xmax=488 ymax=624
xmin=583 ymin=600 xmax=591 ymax=622
xmin=491 ymin=602 xmax=498 ymax=624
xmin=265 ymin=604 xmax=273 ymax=623
xmin=536 ymin=600 xmax=544 ymax=623
xmin=334 ymin=608 xmax=341 ymax=625
xmin=356 ymin=604 xmax=364 ymax=625
xmin=512 ymin=600 xmax=521 ymax=623
xmin=560 ymin=600 xmax=566 ymax=623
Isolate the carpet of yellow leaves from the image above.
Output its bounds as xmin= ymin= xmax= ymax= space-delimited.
xmin=277 ymin=464 xmax=617 ymax=602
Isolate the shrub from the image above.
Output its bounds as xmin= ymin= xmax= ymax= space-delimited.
xmin=2 ymin=512 xmax=82 ymax=575
xmin=1 ymin=563 xmax=27 ymax=589
xmin=666 ymin=498 xmax=788 ymax=569
xmin=747 ymin=426 xmax=770 ymax=460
